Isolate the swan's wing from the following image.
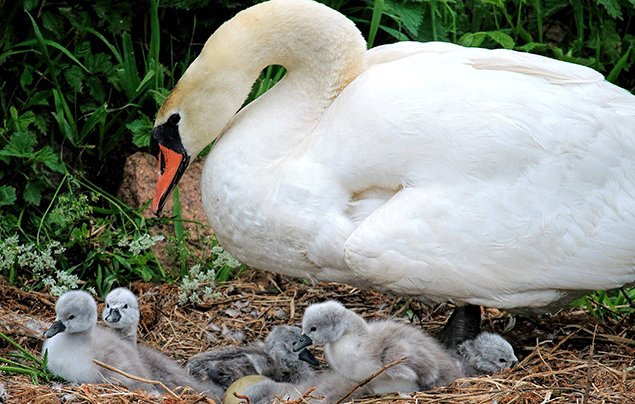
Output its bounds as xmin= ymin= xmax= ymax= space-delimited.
xmin=364 ymin=41 xmax=603 ymax=84
xmin=306 ymin=47 xmax=635 ymax=311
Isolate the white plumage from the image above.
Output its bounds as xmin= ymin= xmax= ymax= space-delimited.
xmin=150 ymin=0 xmax=635 ymax=313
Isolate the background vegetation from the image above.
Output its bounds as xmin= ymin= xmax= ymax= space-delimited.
xmin=1 ymin=0 xmax=633 ymax=311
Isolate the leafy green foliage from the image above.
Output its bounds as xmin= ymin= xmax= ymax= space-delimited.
xmin=570 ymin=288 xmax=635 ymax=320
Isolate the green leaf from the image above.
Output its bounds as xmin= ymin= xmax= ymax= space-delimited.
xmin=0 ymin=132 xmax=37 ymax=158
xmin=127 ymin=115 xmax=153 ymax=148
xmin=23 ymin=180 xmax=44 ymax=205
xmin=20 ymin=68 xmax=34 ymax=89
xmin=86 ymin=53 xmax=113 ymax=74
xmin=42 ymin=11 xmax=65 ymax=39
xmin=79 ymin=104 xmax=109 ymax=143
xmin=64 ymin=65 xmax=85 ymax=92
xmin=485 ymin=31 xmax=515 ymax=49
xmin=596 ymin=0 xmax=622 ymax=19
xmin=33 ymin=113 xmax=52 ymax=135
xmin=26 ymin=91 xmax=52 ymax=108
xmin=22 ymin=0 xmax=39 ymax=11
xmin=86 ymin=76 xmax=106 ymax=104
xmin=32 ymin=146 xmax=65 ymax=173
xmin=0 ymin=185 xmax=17 ymax=205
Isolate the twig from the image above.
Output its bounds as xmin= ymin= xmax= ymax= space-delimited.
xmin=92 ymin=359 xmax=180 ymax=399
xmin=582 ymin=325 xmax=597 ymax=404
xmin=334 ymin=357 xmax=408 ymax=404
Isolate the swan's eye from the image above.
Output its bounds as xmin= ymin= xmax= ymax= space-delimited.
xmin=68 ymin=315 xmax=75 ymax=320
xmin=167 ymin=113 xmax=180 ymax=126
xmin=106 ymin=303 xmax=110 ymax=308
xmin=310 ymin=326 xmax=317 ymax=332
xmin=123 ymin=304 xmax=128 ymax=309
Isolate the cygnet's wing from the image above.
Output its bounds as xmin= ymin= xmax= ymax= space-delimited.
xmin=367 ymin=321 xmax=462 ymax=391
xmin=138 ymin=344 xmax=224 ymax=399
xmin=187 ymin=345 xmax=273 ymax=388
xmin=91 ymin=326 xmax=158 ymax=393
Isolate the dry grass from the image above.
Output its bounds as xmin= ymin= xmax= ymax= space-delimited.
xmin=1 ymin=272 xmax=634 ymax=404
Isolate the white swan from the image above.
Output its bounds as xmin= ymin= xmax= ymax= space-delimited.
xmin=150 ymin=0 xmax=635 ymax=313
xmin=295 ymin=300 xmax=463 ymax=393
xmin=42 ymin=291 xmax=156 ymax=393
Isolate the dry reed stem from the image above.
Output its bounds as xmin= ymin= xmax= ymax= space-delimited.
xmin=93 ymin=359 xmax=179 ymax=399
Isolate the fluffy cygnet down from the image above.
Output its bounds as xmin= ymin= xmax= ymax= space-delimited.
xmin=294 ymin=300 xmax=463 ymax=394
xmin=455 ymin=332 xmax=518 ymax=376
xmin=187 ymin=325 xmax=319 ymax=389
xmin=42 ymin=290 xmax=157 ymax=393
xmin=240 ymin=372 xmax=374 ymax=404
xmin=102 ymin=287 xmax=225 ymax=399
xmin=102 ymin=287 xmax=139 ymax=344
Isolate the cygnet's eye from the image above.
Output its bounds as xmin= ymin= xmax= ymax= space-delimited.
xmin=310 ymin=326 xmax=317 ymax=332
xmin=68 ymin=315 xmax=75 ymax=320
xmin=106 ymin=303 xmax=110 ymax=308
xmin=499 ymin=358 xmax=507 ymax=363
xmin=123 ymin=304 xmax=128 ymax=309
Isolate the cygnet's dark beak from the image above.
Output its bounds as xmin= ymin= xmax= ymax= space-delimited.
xmin=105 ymin=308 xmax=121 ymax=323
xmin=44 ymin=320 xmax=66 ymax=338
xmin=293 ymin=333 xmax=313 ymax=352
xmin=298 ymin=348 xmax=320 ymax=366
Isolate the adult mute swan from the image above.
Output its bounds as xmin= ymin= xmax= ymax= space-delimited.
xmin=150 ymin=0 xmax=635 ymax=313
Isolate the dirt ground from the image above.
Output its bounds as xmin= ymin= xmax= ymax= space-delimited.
xmin=1 ymin=271 xmax=634 ymax=404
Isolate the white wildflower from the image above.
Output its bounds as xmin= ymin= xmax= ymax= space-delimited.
xmin=119 ymin=234 xmax=164 ymax=255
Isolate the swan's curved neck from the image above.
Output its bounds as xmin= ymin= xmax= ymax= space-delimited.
xmin=159 ymin=0 xmax=367 ymax=157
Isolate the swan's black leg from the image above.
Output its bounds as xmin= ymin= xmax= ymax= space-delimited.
xmin=436 ymin=304 xmax=482 ymax=348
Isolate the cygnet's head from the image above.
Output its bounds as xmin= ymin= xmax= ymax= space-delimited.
xmin=45 ymin=290 xmax=98 ymax=337
xmin=458 ymin=332 xmax=518 ymax=374
xmin=294 ymin=300 xmax=356 ymax=350
xmin=102 ymin=287 xmax=139 ymax=330
xmin=265 ymin=325 xmax=319 ymax=366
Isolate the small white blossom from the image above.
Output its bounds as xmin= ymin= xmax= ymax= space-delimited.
xmin=119 ymin=234 xmax=164 ymax=255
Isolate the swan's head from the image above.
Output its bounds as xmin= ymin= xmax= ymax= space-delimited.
xmin=150 ymin=0 xmax=366 ymax=215
xmin=265 ymin=325 xmax=320 ymax=367
xmin=458 ymin=332 xmax=518 ymax=373
xmin=102 ymin=287 xmax=139 ymax=330
xmin=294 ymin=300 xmax=359 ymax=350
xmin=45 ymin=290 xmax=98 ymax=337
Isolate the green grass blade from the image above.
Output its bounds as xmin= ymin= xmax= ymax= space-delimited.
xmin=368 ymin=0 xmax=385 ymax=49
xmin=606 ymin=45 xmax=631 ymax=84
xmin=149 ymin=0 xmax=161 ymax=91
xmin=84 ymin=26 xmax=124 ymax=64
xmin=0 ymin=331 xmax=43 ymax=366
xmin=122 ymin=32 xmax=142 ymax=98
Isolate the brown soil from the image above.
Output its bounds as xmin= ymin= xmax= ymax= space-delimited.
xmin=1 ymin=272 xmax=634 ymax=404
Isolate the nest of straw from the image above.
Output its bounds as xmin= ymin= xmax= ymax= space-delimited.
xmin=1 ymin=272 xmax=634 ymax=404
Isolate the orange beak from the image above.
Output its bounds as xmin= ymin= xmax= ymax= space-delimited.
xmin=152 ymin=144 xmax=189 ymax=216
